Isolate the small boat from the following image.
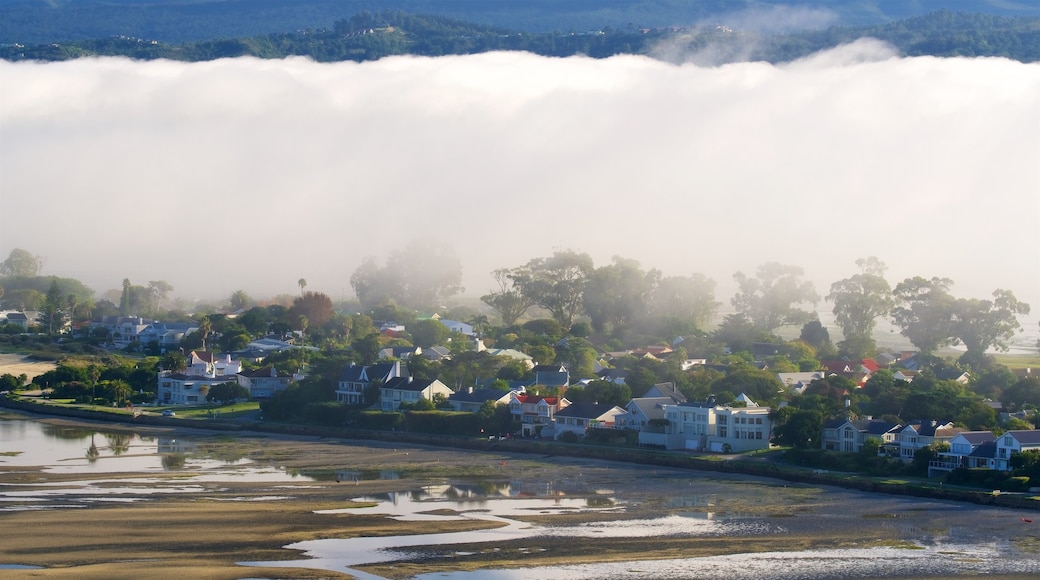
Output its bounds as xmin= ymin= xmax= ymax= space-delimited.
xmin=1022 ymin=518 xmax=1033 ymax=523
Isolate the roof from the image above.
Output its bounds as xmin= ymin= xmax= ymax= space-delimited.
xmin=625 ymin=397 xmax=672 ymax=420
xmin=824 ymin=418 xmax=900 ymax=435
xmin=1007 ymin=430 xmax=1040 ymax=445
xmin=954 ymin=431 xmax=997 ymax=445
xmin=969 ymin=441 xmax=997 ymax=458
xmin=381 ymin=377 xmax=445 ymax=392
xmin=555 ymin=402 xmax=621 ymax=419
xmin=448 ymin=388 xmax=510 ymax=404
xmin=239 ymin=367 xmax=290 ymax=378
xmin=514 ymin=394 xmax=563 ymax=406
xmin=339 ymin=362 xmax=402 ymax=383
xmin=644 ymin=382 xmax=687 ymax=403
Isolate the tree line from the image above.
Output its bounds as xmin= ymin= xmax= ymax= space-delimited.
xmin=2 ymin=10 xmax=1038 ymax=63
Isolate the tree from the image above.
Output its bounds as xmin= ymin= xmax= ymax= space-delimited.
xmin=891 ymin=276 xmax=956 ymax=355
xmin=120 ymin=278 xmax=132 ymax=316
xmin=647 ymin=272 xmax=719 ymax=330
xmin=298 ymin=278 xmax=307 ymax=294
xmin=827 ymin=258 xmax=894 ymax=359
xmin=0 ymin=248 xmax=43 ymax=278
xmin=40 ymin=279 xmax=65 ymax=334
xmin=229 ymin=290 xmax=252 ymax=311
xmin=771 ymin=407 xmax=823 ymax=449
xmin=512 ymin=250 xmax=593 ymax=330
xmin=350 ymin=239 xmax=464 ymax=310
xmin=290 ymin=291 xmax=334 ymax=329
xmin=582 ymin=256 xmax=656 ymax=334
xmin=208 ymin=382 xmax=250 ymax=404
xmin=731 ymin=262 xmax=819 ymax=333
xmin=147 ymin=280 xmax=174 ymax=316
xmin=197 ymin=316 xmax=212 ymax=351
xmin=481 ymin=268 xmax=535 ymax=326
xmin=950 ymin=289 xmax=1029 ymax=365
xmin=411 ymin=318 xmax=450 ymax=348
xmin=1001 ymin=377 xmax=1040 ymax=412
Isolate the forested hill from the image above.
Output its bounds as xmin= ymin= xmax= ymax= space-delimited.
xmin=2 ymin=10 xmax=1038 ymax=64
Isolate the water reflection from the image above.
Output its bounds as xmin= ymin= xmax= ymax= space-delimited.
xmin=0 ymin=417 xmax=318 ymax=507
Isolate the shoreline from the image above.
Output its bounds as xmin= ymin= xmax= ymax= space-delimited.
xmin=3 ymin=396 xmax=1038 ymax=513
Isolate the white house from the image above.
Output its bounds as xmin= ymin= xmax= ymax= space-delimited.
xmin=641 ymin=396 xmax=773 ymax=453
xmin=886 ymin=421 xmax=962 ymax=461
xmin=379 ymin=377 xmax=453 ymax=411
xmin=995 ymin=430 xmax=1040 ymax=471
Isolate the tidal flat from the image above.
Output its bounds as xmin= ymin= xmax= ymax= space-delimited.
xmin=1 ymin=414 xmax=1038 ymax=580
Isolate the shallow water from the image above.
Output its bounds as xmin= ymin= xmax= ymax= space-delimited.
xmin=0 ymin=418 xmax=315 ymax=510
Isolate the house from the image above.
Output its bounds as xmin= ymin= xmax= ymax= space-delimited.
xmin=643 ymin=382 xmax=687 ymax=403
xmin=379 ymin=377 xmax=453 ymax=412
xmin=336 ymin=361 xmax=407 ymax=405
xmin=820 ymin=418 xmax=901 ymax=453
xmin=447 ymin=387 xmax=513 ymax=413
xmin=484 ymin=348 xmax=534 ymax=368
xmin=422 ymin=346 xmax=453 ymax=362
xmin=157 ymin=371 xmax=236 ymax=405
xmin=236 ymin=366 xmax=295 ymax=399
xmin=532 ymin=364 xmax=569 ymax=390
xmin=994 ymin=430 xmax=1040 ymax=471
xmin=378 ymin=346 xmax=421 ymax=360
xmin=188 ymin=351 xmax=242 ymax=377
xmin=551 ymin=402 xmax=626 ymax=440
xmin=1 ymin=311 xmax=32 ymax=330
xmin=884 ymin=421 xmax=962 ymax=461
xmin=439 ymin=319 xmax=474 ymax=336
xmin=641 ymin=396 xmax=772 ymax=453
xmin=936 ymin=369 xmax=972 ymax=385
xmin=616 ymin=397 xmax=672 ymax=431
xmin=892 ymin=370 xmax=918 ymax=382
xmin=930 ymin=431 xmax=998 ymax=476
xmin=509 ymin=393 xmax=570 ymax=437
xmin=776 ymin=372 xmax=827 ymax=394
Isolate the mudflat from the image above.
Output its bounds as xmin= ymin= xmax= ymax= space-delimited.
xmin=1 ymin=414 xmax=1038 ymax=580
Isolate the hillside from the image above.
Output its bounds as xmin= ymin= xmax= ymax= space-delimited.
xmin=3 ymin=0 xmax=1040 ymax=45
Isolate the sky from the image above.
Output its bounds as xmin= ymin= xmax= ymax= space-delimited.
xmin=1 ymin=40 xmax=1038 ymax=320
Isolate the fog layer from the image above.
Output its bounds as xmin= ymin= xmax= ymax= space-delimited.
xmin=1 ymin=42 xmax=1037 ymax=308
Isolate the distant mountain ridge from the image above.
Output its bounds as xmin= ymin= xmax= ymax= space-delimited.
xmin=3 ymin=0 xmax=1040 ymax=45
xmin=3 ymin=10 xmax=1038 ymax=63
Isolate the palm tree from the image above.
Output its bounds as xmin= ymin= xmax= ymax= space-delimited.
xmin=197 ymin=316 xmax=212 ymax=351
xmin=298 ymin=278 xmax=307 ymax=295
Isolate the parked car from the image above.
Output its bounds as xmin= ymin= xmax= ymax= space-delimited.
xmin=162 ymin=410 xmax=176 ymax=417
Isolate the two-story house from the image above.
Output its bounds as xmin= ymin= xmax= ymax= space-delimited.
xmin=236 ymin=366 xmax=295 ymax=399
xmin=336 ymin=361 xmax=407 ymax=405
xmin=820 ymin=418 xmax=901 ymax=453
xmin=995 ymin=430 xmax=1040 ymax=471
xmin=379 ymin=377 xmax=453 ymax=411
xmin=510 ymin=394 xmax=570 ymax=437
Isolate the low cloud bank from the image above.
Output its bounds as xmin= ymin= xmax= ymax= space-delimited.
xmin=1 ymin=42 xmax=1037 ymax=310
